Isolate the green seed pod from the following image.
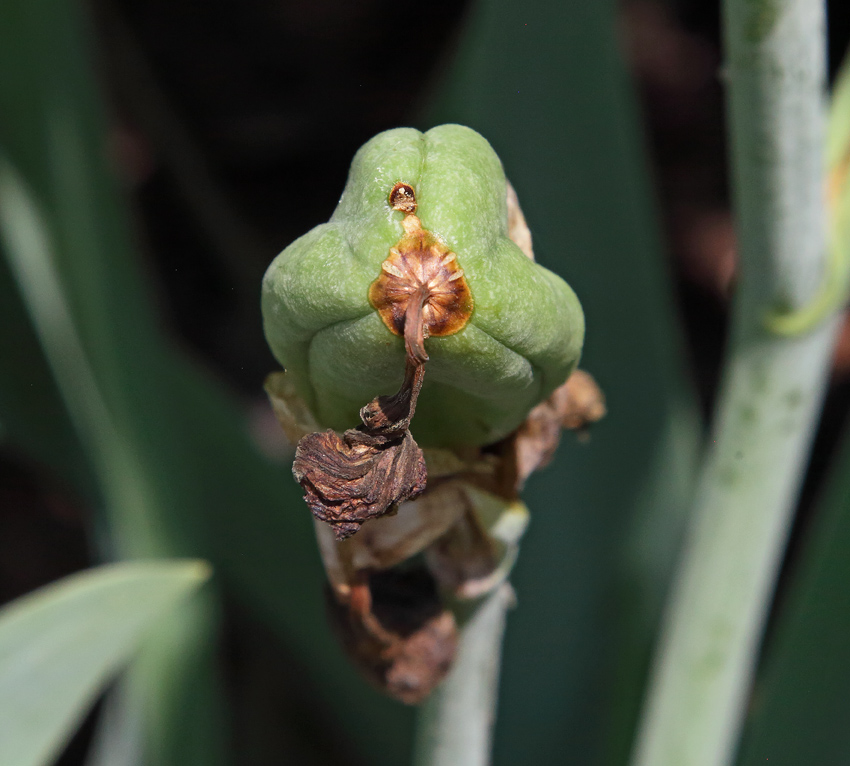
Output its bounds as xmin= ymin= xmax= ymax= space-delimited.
xmin=262 ymin=124 xmax=584 ymax=448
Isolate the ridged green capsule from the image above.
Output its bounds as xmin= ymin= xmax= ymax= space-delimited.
xmin=262 ymin=124 xmax=584 ymax=448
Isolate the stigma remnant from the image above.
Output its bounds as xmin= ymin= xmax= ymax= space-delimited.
xmin=369 ymin=184 xmax=473 ymax=361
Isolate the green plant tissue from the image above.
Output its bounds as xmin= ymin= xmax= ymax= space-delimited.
xmin=262 ymin=124 xmax=584 ymax=447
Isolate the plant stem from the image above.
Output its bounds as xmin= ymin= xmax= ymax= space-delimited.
xmin=412 ymin=584 xmax=513 ymax=766
xmin=630 ymin=2 xmax=838 ymax=765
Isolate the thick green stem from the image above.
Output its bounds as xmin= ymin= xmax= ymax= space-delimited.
xmin=630 ymin=2 xmax=838 ymax=765
xmin=412 ymin=584 xmax=513 ymax=766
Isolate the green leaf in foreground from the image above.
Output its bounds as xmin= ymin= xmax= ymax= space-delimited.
xmin=0 ymin=560 xmax=210 ymax=766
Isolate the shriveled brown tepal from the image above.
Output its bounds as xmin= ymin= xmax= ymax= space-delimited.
xmin=293 ymin=358 xmax=428 ymax=540
xmin=326 ymin=567 xmax=457 ymax=705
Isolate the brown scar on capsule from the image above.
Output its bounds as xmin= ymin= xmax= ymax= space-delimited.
xmin=370 ymin=186 xmax=473 ymax=359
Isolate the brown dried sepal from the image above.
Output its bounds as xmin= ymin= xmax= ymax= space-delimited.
xmin=506 ymin=180 xmax=534 ymax=261
xmin=263 ymin=371 xmax=320 ymax=444
xmin=513 ymin=369 xmax=607 ymax=488
xmin=557 ymin=369 xmax=607 ymax=431
xmin=326 ymin=566 xmax=457 ymax=705
xmin=294 ymin=429 xmax=426 ymax=541
xmin=293 ymin=360 xmax=428 ymax=541
xmin=369 ymin=213 xmax=473 ymax=355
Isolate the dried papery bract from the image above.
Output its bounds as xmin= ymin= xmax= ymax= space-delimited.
xmin=506 ymin=180 xmax=534 ymax=261
xmin=326 ymin=567 xmax=458 ymax=704
xmin=315 ymin=365 xmax=605 ymax=702
xmin=512 ymin=369 xmax=607 ymax=488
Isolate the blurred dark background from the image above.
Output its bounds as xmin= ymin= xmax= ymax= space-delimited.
xmin=2 ymin=0 xmax=850 ymax=762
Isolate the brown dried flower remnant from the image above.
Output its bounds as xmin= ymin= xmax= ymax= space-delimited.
xmin=293 ymin=182 xmax=473 ymax=541
xmin=326 ymin=566 xmax=457 ymax=704
xmin=513 ymin=369 xmax=607 ymax=488
xmin=293 ymin=357 xmax=428 ymax=541
xmin=266 ymin=130 xmax=598 ymax=705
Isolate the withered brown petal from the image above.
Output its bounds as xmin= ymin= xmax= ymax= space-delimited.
xmin=556 ymin=368 xmax=607 ymax=431
xmin=294 ymin=342 xmax=428 ymax=540
xmin=425 ymin=507 xmax=499 ymax=596
xmin=325 ymin=567 xmax=457 ymax=705
xmin=293 ymin=428 xmax=427 ymax=541
xmin=513 ymin=369 xmax=606 ymax=488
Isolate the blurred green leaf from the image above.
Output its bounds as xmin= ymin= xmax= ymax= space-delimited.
xmin=0 ymin=560 xmax=209 ymax=766
xmin=0 ymin=156 xmax=410 ymax=760
xmin=425 ymin=1 xmax=700 ymax=763
xmin=0 ymin=154 xmax=236 ymax=764
xmin=86 ymin=590 xmax=228 ymax=766
xmin=735 ymin=426 xmax=850 ymax=764
xmin=827 ymin=54 xmax=850 ymax=172
xmin=0 ymin=247 xmax=89 ymax=490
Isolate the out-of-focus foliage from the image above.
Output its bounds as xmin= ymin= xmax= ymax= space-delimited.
xmin=0 ymin=561 xmax=208 ymax=766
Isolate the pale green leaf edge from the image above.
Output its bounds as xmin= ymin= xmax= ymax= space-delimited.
xmin=0 ymin=560 xmax=210 ymax=766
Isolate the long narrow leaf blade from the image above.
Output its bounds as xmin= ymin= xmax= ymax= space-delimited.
xmin=0 ymin=561 xmax=210 ymax=766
